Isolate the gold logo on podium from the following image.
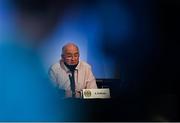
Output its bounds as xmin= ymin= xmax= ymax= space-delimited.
xmin=84 ymin=90 xmax=91 ymax=97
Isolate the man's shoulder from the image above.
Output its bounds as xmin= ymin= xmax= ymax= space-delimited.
xmin=49 ymin=62 xmax=60 ymax=71
xmin=79 ymin=61 xmax=91 ymax=68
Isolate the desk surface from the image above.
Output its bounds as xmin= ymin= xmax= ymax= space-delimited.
xmin=60 ymin=97 xmax=147 ymax=121
xmin=59 ymin=94 xmax=177 ymax=122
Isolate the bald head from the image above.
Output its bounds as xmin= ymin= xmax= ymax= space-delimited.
xmin=62 ymin=43 xmax=79 ymax=55
xmin=61 ymin=43 xmax=80 ymax=65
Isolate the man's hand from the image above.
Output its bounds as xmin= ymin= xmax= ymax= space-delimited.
xmin=65 ymin=90 xmax=81 ymax=98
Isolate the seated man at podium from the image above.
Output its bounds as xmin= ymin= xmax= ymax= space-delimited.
xmin=49 ymin=43 xmax=97 ymax=98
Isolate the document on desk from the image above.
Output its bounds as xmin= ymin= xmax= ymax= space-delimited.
xmin=82 ymin=88 xmax=111 ymax=99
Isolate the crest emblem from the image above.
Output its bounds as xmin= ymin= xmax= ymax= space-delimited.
xmin=84 ymin=90 xmax=91 ymax=97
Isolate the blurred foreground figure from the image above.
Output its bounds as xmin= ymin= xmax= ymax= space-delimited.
xmin=0 ymin=0 xmax=79 ymax=121
xmin=100 ymin=0 xmax=178 ymax=121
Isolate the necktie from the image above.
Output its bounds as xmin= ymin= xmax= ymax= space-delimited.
xmin=69 ymin=70 xmax=75 ymax=97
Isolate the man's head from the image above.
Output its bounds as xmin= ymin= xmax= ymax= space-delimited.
xmin=61 ymin=43 xmax=80 ymax=65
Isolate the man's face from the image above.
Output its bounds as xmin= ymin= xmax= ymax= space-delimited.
xmin=62 ymin=45 xmax=79 ymax=65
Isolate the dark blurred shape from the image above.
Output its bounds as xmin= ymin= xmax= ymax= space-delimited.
xmin=100 ymin=0 xmax=179 ymax=121
xmin=0 ymin=0 xmax=84 ymax=121
xmin=96 ymin=79 xmax=122 ymax=98
xmin=12 ymin=0 xmax=74 ymax=43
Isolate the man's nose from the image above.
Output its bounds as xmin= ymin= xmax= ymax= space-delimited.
xmin=71 ymin=56 xmax=75 ymax=60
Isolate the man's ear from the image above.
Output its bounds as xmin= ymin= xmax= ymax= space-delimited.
xmin=61 ymin=54 xmax=64 ymax=60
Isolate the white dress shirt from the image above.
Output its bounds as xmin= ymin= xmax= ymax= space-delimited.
xmin=48 ymin=60 xmax=97 ymax=98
